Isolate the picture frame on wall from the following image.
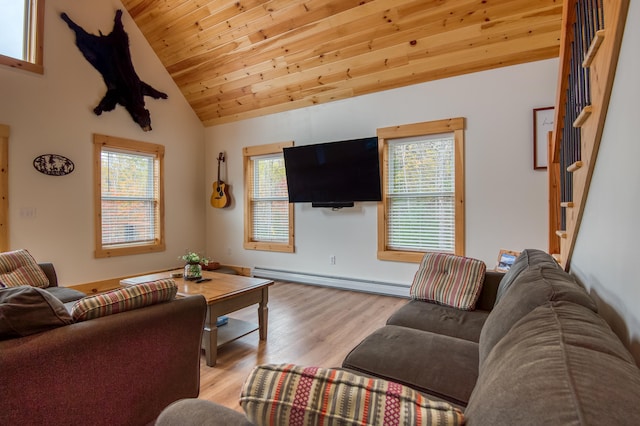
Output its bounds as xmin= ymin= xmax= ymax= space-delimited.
xmin=533 ymin=106 xmax=555 ymax=170
xmin=495 ymin=249 xmax=521 ymax=272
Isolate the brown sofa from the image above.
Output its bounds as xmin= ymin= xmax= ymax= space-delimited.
xmin=0 ymin=264 xmax=207 ymax=426
xmin=156 ymin=250 xmax=640 ymax=425
xmin=342 ymin=249 xmax=640 ymax=425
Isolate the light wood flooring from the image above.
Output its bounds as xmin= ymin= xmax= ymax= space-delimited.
xmin=197 ymin=281 xmax=407 ymax=412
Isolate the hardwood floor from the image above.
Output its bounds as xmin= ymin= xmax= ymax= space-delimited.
xmin=197 ymin=281 xmax=407 ymax=412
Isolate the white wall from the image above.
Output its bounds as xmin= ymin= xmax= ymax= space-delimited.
xmin=0 ymin=1 xmax=560 ymax=293
xmin=0 ymin=0 xmax=205 ymax=285
xmin=205 ymin=59 xmax=558 ymax=291
xmin=570 ymin=1 xmax=640 ymax=364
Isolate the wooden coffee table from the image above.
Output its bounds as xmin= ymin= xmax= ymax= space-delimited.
xmin=121 ymin=270 xmax=273 ymax=366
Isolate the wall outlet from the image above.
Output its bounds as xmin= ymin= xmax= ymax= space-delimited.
xmin=330 ymin=255 xmax=336 ymax=265
xmin=20 ymin=207 xmax=37 ymax=218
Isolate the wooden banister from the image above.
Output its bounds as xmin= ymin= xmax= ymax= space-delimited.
xmin=549 ymin=0 xmax=629 ymax=269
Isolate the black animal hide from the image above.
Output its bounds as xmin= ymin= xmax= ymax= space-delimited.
xmin=61 ymin=10 xmax=167 ymax=131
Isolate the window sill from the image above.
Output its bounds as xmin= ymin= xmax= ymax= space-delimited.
xmin=95 ymin=242 xmax=166 ymax=258
xmin=244 ymin=241 xmax=294 ymax=253
xmin=0 ymin=55 xmax=43 ymax=74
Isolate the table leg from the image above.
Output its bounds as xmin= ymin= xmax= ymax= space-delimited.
xmin=204 ymin=305 xmax=219 ymax=367
xmin=258 ymin=287 xmax=269 ymax=340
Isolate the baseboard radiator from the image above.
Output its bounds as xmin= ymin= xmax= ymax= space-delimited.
xmin=251 ymin=267 xmax=410 ymax=298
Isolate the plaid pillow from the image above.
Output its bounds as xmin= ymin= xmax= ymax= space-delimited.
xmin=71 ymin=279 xmax=177 ymax=322
xmin=0 ymin=249 xmax=49 ymax=289
xmin=240 ymin=364 xmax=464 ymax=426
xmin=410 ymin=252 xmax=486 ymax=310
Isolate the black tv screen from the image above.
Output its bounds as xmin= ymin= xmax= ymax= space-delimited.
xmin=283 ymin=137 xmax=382 ymax=207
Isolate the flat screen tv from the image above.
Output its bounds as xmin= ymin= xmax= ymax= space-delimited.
xmin=283 ymin=137 xmax=381 ymax=208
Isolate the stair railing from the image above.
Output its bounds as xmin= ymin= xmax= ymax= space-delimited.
xmin=549 ymin=0 xmax=629 ymax=268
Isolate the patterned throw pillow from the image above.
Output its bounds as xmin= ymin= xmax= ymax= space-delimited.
xmin=71 ymin=279 xmax=177 ymax=322
xmin=240 ymin=364 xmax=464 ymax=426
xmin=0 ymin=249 xmax=49 ymax=289
xmin=410 ymin=252 xmax=486 ymax=310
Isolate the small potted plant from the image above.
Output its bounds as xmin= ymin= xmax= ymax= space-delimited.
xmin=179 ymin=250 xmax=210 ymax=280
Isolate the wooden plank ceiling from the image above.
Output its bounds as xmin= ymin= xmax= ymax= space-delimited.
xmin=122 ymin=0 xmax=562 ymax=127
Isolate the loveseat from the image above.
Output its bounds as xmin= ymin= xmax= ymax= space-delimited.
xmin=156 ymin=249 xmax=640 ymax=425
xmin=0 ymin=257 xmax=207 ymax=426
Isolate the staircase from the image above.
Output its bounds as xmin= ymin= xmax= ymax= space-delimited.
xmin=549 ymin=0 xmax=629 ymax=268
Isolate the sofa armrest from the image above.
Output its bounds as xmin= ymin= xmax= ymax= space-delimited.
xmin=476 ymin=271 xmax=504 ymax=311
xmin=0 ymin=295 xmax=207 ymax=426
xmin=38 ymin=262 xmax=58 ymax=287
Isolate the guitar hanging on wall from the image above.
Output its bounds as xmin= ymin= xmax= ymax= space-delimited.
xmin=210 ymin=152 xmax=230 ymax=208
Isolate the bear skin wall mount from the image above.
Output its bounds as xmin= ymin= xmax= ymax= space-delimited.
xmin=61 ymin=10 xmax=167 ymax=132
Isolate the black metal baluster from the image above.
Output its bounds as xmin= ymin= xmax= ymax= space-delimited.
xmin=582 ymin=0 xmax=592 ymax=108
xmin=576 ymin=2 xmax=585 ymax=111
xmin=597 ymin=0 xmax=604 ymax=30
xmin=557 ymin=0 xmax=611 ymax=230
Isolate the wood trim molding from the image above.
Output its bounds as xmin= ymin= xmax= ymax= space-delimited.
xmin=0 ymin=124 xmax=8 ymax=252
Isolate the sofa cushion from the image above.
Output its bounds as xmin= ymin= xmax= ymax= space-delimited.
xmin=410 ymin=252 xmax=486 ymax=310
xmin=0 ymin=286 xmax=73 ymax=339
xmin=478 ymin=266 xmax=597 ymax=366
xmin=466 ymin=301 xmax=640 ymax=425
xmin=387 ymin=300 xmax=489 ymax=342
xmin=157 ymin=399 xmax=253 ymax=426
xmin=0 ymin=249 xmax=50 ymax=289
xmin=71 ymin=279 xmax=177 ymax=322
xmin=494 ymin=249 xmax=560 ymax=304
xmin=240 ymin=363 xmax=464 ymax=426
xmin=43 ymin=286 xmax=86 ymax=303
xmin=342 ymin=325 xmax=479 ymax=406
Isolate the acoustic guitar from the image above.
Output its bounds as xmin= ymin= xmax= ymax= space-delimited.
xmin=210 ymin=152 xmax=230 ymax=208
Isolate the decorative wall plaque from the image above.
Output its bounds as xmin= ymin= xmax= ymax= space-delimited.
xmin=33 ymin=154 xmax=75 ymax=176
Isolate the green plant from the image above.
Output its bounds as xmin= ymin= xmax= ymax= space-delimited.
xmin=179 ymin=250 xmax=210 ymax=265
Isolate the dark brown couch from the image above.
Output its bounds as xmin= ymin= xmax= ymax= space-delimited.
xmin=155 ymin=250 xmax=640 ymax=425
xmin=0 ymin=264 xmax=207 ymax=426
xmin=37 ymin=262 xmax=89 ymax=303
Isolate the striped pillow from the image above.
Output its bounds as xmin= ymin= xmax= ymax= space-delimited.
xmin=240 ymin=364 xmax=464 ymax=426
xmin=71 ymin=279 xmax=177 ymax=322
xmin=0 ymin=249 xmax=49 ymax=289
xmin=410 ymin=252 xmax=486 ymax=310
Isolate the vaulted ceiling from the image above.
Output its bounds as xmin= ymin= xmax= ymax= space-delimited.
xmin=122 ymin=0 xmax=562 ymax=127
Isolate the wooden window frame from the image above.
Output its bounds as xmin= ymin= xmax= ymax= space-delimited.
xmin=377 ymin=118 xmax=466 ymax=262
xmin=93 ymin=134 xmax=165 ymax=258
xmin=0 ymin=0 xmax=46 ymax=74
xmin=243 ymin=141 xmax=294 ymax=253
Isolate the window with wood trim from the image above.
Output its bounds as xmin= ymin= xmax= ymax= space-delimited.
xmin=94 ymin=134 xmax=165 ymax=258
xmin=377 ymin=118 xmax=465 ymax=262
xmin=243 ymin=142 xmax=294 ymax=253
xmin=0 ymin=0 xmax=45 ymax=74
